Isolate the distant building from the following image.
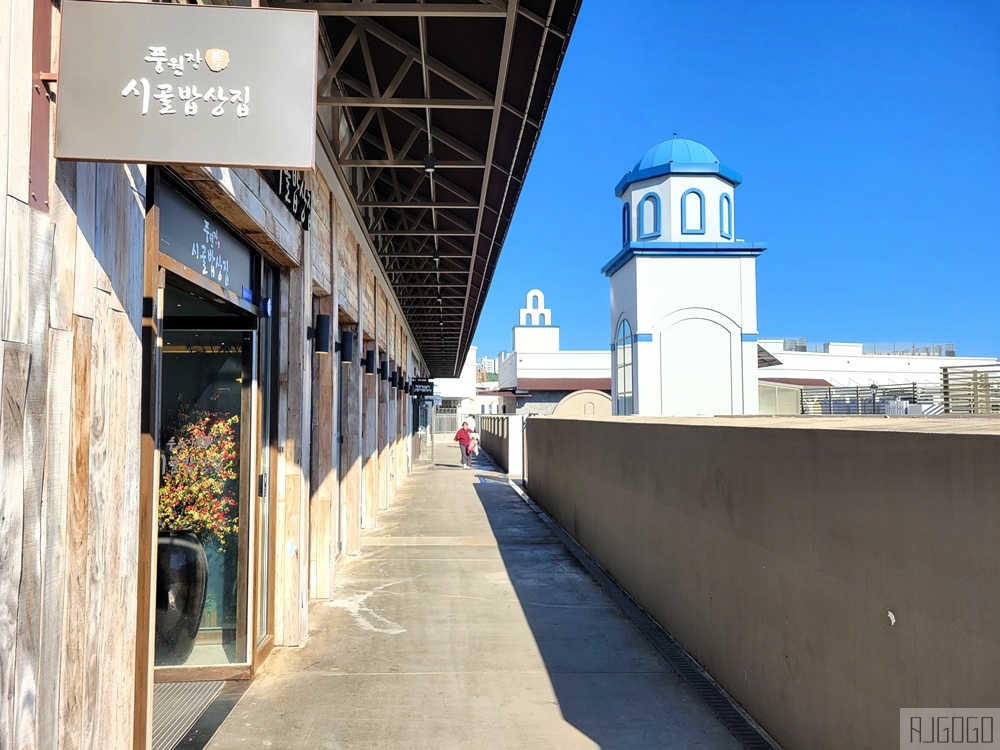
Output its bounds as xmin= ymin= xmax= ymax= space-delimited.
xmin=756 ymin=338 xmax=1000 ymax=415
xmin=496 ymin=290 xmax=612 ymax=415
xmin=605 ymin=137 xmax=765 ymax=417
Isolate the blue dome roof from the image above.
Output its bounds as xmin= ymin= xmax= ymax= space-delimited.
xmin=615 ymin=137 xmax=741 ymax=197
xmin=634 ymin=138 xmax=718 ymax=171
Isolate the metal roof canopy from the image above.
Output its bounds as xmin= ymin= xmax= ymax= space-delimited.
xmin=273 ymin=0 xmax=581 ymax=377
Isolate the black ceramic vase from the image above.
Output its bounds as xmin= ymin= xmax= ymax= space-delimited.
xmin=155 ymin=530 xmax=208 ymax=665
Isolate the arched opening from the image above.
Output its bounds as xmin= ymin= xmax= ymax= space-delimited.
xmin=720 ymin=193 xmax=732 ymax=239
xmin=637 ymin=192 xmax=661 ymax=239
xmin=681 ymin=188 xmax=705 ymax=235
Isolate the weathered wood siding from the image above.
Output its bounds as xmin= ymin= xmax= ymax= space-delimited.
xmin=0 ymin=1 xmax=424 ymax=743
xmin=1 ymin=115 xmax=146 ymax=750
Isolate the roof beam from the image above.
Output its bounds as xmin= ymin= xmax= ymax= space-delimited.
xmin=339 ymin=159 xmax=485 ymax=168
xmin=370 ymin=230 xmax=474 ymax=236
xmin=320 ymin=96 xmax=494 ymax=109
xmin=278 ymin=3 xmax=507 ymax=17
xmin=458 ymin=0 xmax=519 ymax=371
xmin=358 ymin=201 xmax=476 ymax=209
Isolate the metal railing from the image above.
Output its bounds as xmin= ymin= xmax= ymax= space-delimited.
xmin=798 ymin=365 xmax=1000 ymax=416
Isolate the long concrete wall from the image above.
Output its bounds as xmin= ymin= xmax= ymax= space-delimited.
xmin=526 ymin=415 xmax=1000 ymax=750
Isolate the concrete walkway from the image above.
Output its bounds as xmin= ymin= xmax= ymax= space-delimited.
xmin=206 ymin=442 xmax=744 ymax=750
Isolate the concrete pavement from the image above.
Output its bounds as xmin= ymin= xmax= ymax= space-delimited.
xmin=205 ymin=441 xmax=745 ymax=749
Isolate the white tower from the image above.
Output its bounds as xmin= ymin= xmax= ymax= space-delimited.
xmin=512 ymin=289 xmax=559 ymax=353
xmin=604 ymin=138 xmax=766 ymax=416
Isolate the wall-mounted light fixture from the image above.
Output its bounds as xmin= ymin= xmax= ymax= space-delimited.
xmin=338 ymin=330 xmax=354 ymax=363
xmin=379 ymin=360 xmax=388 ymax=381
xmin=390 ymin=371 xmax=398 ymax=389
xmin=307 ymin=314 xmax=331 ymax=354
xmin=364 ymin=349 xmax=376 ymax=375
xmin=395 ymin=368 xmax=402 ymax=389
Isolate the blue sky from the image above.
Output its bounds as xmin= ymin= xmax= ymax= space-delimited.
xmin=472 ymin=0 xmax=1000 ymax=360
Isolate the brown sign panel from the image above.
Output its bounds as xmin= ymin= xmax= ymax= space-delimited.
xmin=55 ymin=1 xmax=318 ymax=169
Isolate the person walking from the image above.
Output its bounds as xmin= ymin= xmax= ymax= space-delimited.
xmin=453 ymin=421 xmax=474 ymax=469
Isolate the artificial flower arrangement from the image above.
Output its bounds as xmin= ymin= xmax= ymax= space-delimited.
xmin=158 ymin=393 xmax=240 ymax=547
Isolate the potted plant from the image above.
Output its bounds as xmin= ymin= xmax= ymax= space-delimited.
xmin=155 ymin=394 xmax=239 ymax=664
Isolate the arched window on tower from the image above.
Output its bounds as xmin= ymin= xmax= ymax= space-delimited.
xmin=614 ymin=318 xmax=634 ymax=415
xmin=637 ymin=192 xmax=661 ymax=239
xmin=720 ymin=193 xmax=733 ymax=239
xmin=622 ymin=202 xmax=631 ymax=246
xmin=681 ymin=188 xmax=706 ymax=235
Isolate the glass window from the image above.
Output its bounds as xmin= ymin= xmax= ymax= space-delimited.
xmin=615 ymin=319 xmax=634 ymax=415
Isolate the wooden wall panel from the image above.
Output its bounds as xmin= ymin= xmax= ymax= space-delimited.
xmin=277 ymin=221 xmax=311 ymax=647
xmin=5 ymin=0 xmax=31 ymax=205
xmin=14 ymin=205 xmax=54 ymax=750
xmin=60 ymin=315 xmax=92 ymax=750
xmin=49 ymin=161 xmax=78 ymax=332
xmin=85 ymin=290 xmax=110 ymax=748
xmin=72 ymin=162 xmax=96 ymax=321
xmin=3 ymin=199 xmax=30 ymax=342
xmin=310 ymin=172 xmax=332 ymax=295
xmin=362 ymin=342 xmax=377 ymax=529
xmin=362 ymin=265 xmax=375 ymax=337
xmin=0 ymin=344 xmax=30 ymax=750
xmin=310 ymin=295 xmax=335 ymax=600
xmin=36 ymin=328 xmax=72 ymax=750
xmin=336 ymin=205 xmax=358 ymax=320
xmin=339 ymin=329 xmax=361 ymax=556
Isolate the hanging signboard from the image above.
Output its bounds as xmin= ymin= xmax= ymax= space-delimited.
xmin=411 ymin=379 xmax=434 ymax=397
xmin=55 ymin=1 xmax=318 ymax=169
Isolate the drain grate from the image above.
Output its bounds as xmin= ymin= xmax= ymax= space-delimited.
xmin=508 ymin=480 xmax=781 ymax=750
xmin=152 ymin=680 xmax=224 ymax=750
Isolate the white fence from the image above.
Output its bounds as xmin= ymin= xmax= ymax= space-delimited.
xmin=478 ymin=415 xmax=526 ymax=477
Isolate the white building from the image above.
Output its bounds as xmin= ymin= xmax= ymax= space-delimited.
xmin=605 ymin=137 xmax=765 ymax=417
xmin=495 ymin=289 xmax=612 ymax=415
xmin=432 ymin=346 xmax=479 ymax=431
xmin=757 ymin=339 xmax=998 ymax=388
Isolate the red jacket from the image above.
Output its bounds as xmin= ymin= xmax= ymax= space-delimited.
xmin=454 ymin=427 xmax=473 ymax=445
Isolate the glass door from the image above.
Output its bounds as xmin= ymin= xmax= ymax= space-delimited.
xmin=155 ymin=283 xmax=257 ymax=668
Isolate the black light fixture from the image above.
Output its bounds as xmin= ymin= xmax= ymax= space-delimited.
xmin=870 ymin=383 xmax=878 ymax=415
xmin=396 ymin=367 xmax=402 ymax=388
xmin=390 ymin=371 xmax=398 ymax=388
xmin=308 ymin=314 xmax=331 ymax=354
xmin=423 ymin=153 xmax=436 ymax=174
xmin=379 ymin=360 xmax=388 ymax=381
xmin=339 ymin=330 xmax=355 ymax=363
xmin=364 ymin=349 xmax=376 ymax=375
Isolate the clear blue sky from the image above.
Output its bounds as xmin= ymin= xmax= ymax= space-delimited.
xmin=472 ymin=0 xmax=1000 ymax=359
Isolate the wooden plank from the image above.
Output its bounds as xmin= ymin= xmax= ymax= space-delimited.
xmin=6 ymin=0 xmax=32 ymax=204
xmin=49 ymin=162 xmax=79 ymax=332
xmin=132 ymin=185 xmax=161 ymax=750
xmin=115 ymin=216 xmax=144 ymax=750
xmin=362 ymin=342 xmax=377 ymax=529
xmin=0 ymin=344 xmax=30 ymax=750
xmin=13 ymin=206 xmax=54 ymax=750
xmin=36 ymin=328 xmax=73 ymax=750
xmin=84 ymin=291 xmax=110 ymax=749
xmin=72 ymin=163 xmax=97 ymax=320
xmin=310 ymin=294 xmax=335 ymax=599
xmin=339 ymin=331 xmax=361 ymax=556
xmin=60 ymin=315 xmax=92 ymax=750
xmin=103 ymin=310 xmax=130 ymax=750
xmin=2 ymin=198 xmax=30 ymax=343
